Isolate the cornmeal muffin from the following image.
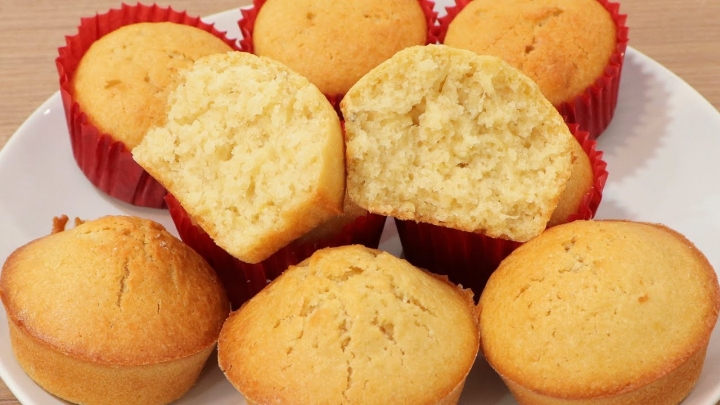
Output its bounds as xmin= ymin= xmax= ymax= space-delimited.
xmin=218 ymin=245 xmax=480 ymax=404
xmin=341 ymin=44 xmax=575 ymax=242
xmin=0 ymin=216 xmax=230 ymax=405
xmin=442 ymin=0 xmax=628 ymax=138
xmin=133 ymin=51 xmax=346 ymax=264
xmin=480 ymin=220 xmax=720 ymax=405
xmin=57 ymin=4 xmax=237 ymax=207
xmin=247 ymin=0 xmax=431 ymax=97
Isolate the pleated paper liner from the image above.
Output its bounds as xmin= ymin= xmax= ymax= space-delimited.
xmin=237 ymin=0 xmax=440 ymax=115
xmin=56 ymin=3 xmax=240 ymax=208
xmin=166 ymin=194 xmax=388 ymax=309
xmin=396 ymin=123 xmax=608 ymax=300
xmin=437 ymin=0 xmax=629 ymax=140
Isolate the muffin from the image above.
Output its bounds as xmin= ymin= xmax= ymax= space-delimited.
xmin=342 ymin=44 xmax=576 ymax=241
xmin=218 ymin=245 xmax=480 ymax=404
xmin=441 ymin=0 xmax=629 ymax=139
xmin=166 ymin=193 xmax=387 ymax=309
xmin=239 ymin=0 xmax=437 ymax=103
xmin=56 ymin=4 xmax=238 ymax=207
xmin=133 ymin=51 xmax=385 ymax=309
xmin=480 ymin=220 xmax=720 ymax=405
xmin=0 ymin=215 xmax=230 ymax=405
xmin=133 ymin=51 xmax=346 ymax=265
xmin=341 ymin=44 xmax=607 ymax=297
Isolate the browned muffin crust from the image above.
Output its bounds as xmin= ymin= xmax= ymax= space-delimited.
xmin=480 ymin=220 xmax=720 ymax=404
xmin=445 ymin=0 xmax=616 ymax=105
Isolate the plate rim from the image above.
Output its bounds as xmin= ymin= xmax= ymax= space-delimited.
xmin=0 ymin=6 xmax=719 ymax=405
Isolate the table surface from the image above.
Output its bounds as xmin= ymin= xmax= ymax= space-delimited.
xmin=1 ymin=0 xmax=719 ymax=404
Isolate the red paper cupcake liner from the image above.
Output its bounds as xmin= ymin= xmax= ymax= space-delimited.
xmin=396 ymin=123 xmax=608 ymax=300
xmin=166 ymin=194 xmax=388 ymax=310
xmin=56 ymin=3 xmax=240 ymax=208
xmin=238 ymin=0 xmax=439 ymax=114
xmin=437 ymin=0 xmax=629 ymax=140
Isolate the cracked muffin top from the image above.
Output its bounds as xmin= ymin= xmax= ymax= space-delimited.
xmin=479 ymin=220 xmax=720 ymax=402
xmin=0 ymin=215 xmax=229 ymax=365
xmin=443 ymin=0 xmax=616 ymax=106
xmin=218 ymin=245 xmax=479 ymax=404
xmin=72 ymin=22 xmax=234 ymax=149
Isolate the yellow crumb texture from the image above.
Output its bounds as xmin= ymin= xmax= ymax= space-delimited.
xmin=133 ymin=52 xmax=345 ymax=264
xmin=480 ymin=220 xmax=720 ymax=403
xmin=341 ymin=44 xmax=574 ymax=242
xmin=444 ymin=0 xmax=617 ymax=105
xmin=219 ymin=245 xmax=480 ymax=404
xmin=253 ymin=0 xmax=427 ymax=96
xmin=72 ymin=22 xmax=234 ymax=148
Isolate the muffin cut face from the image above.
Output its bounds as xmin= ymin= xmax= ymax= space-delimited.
xmin=133 ymin=52 xmax=345 ymax=263
xmin=341 ymin=44 xmax=574 ymax=242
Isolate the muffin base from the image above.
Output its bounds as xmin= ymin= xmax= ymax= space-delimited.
xmin=8 ymin=321 xmax=215 ymax=405
xmin=501 ymin=338 xmax=707 ymax=405
xmin=240 ymin=378 xmax=467 ymax=405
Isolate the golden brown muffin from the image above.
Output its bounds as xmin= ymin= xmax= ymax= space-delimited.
xmin=72 ymin=22 xmax=234 ymax=149
xmin=341 ymin=44 xmax=575 ymax=242
xmin=548 ymin=137 xmax=594 ymax=227
xmin=133 ymin=52 xmax=345 ymax=264
xmin=252 ymin=0 xmax=427 ymax=96
xmin=0 ymin=216 xmax=230 ymax=405
xmin=444 ymin=0 xmax=616 ymax=106
xmin=479 ymin=220 xmax=720 ymax=405
xmin=218 ymin=245 xmax=480 ymax=404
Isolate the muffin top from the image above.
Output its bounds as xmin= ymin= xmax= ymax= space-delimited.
xmin=219 ymin=245 xmax=479 ymax=404
xmin=341 ymin=44 xmax=574 ymax=242
xmin=133 ymin=52 xmax=345 ymax=264
xmin=252 ymin=0 xmax=427 ymax=96
xmin=0 ymin=215 xmax=230 ymax=365
xmin=72 ymin=22 xmax=234 ymax=149
xmin=479 ymin=220 xmax=720 ymax=398
xmin=444 ymin=0 xmax=616 ymax=105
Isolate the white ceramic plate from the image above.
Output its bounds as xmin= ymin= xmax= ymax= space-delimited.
xmin=1 ymin=4 xmax=720 ymax=405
